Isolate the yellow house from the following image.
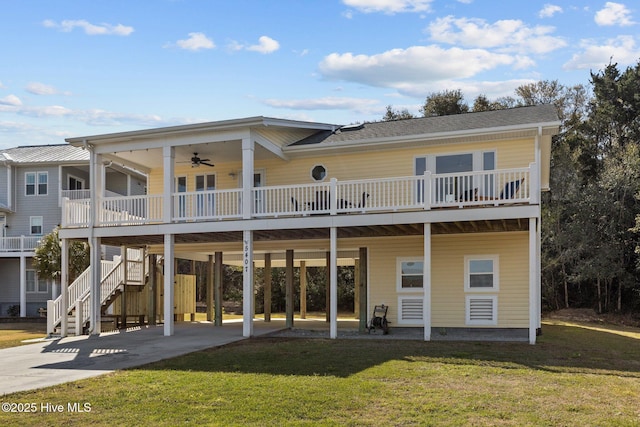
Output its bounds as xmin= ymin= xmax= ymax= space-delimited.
xmin=52 ymin=104 xmax=560 ymax=344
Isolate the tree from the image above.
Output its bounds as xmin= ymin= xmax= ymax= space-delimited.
xmin=32 ymin=228 xmax=90 ymax=286
xmin=420 ymin=89 xmax=469 ymax=116
xmin=471 ymin=94 xmax=508 ymax=112
xmin=382 ymin=105 xmax=416 ymax=121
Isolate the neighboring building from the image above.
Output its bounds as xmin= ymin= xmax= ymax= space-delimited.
xmin=0 ymin=145 xmax=146 ymax=317
xmin=55 ymin=105 xmax=560 ymax=343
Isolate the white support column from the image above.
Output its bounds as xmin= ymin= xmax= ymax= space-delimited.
xmin=537 ymin=215 xmax=542 ymax=330
xmin=242 ymin=230 xmax=254 ymax=337
xmin=164 ymin=233 xmax=175 ymax=336
xmin=89 ymin=149 xmax=103 ymax=227
xmin=89 ymin=236 xmax=102 ymax=335
xmin=19 ymin=256 xmax=26 ymax=317
xmin=529 ymin=217 xmax=537 ymax=345
xmin=61 ymin=238 xmax=69 ymax=337
xmin=330 ymin=227 xmax=338 ymax=339
xmin=163 ymin=146 xmax=175 ymax=223
xmin=242 ymin=138 xmax=254 ymax=219
xmin=423 ymin=223 xmax=432 ymax=341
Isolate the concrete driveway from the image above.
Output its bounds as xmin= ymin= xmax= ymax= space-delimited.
xmin=0 ymin=320 xmax=284 ymax=396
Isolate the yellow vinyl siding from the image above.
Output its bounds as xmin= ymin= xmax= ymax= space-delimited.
xmin=146 ymin=137 xmax=535 ymax=193
xmin=367 ymin=232 xmax=529 ymax=328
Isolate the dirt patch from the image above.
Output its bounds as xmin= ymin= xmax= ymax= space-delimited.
xmin=545 ymin=308 xmax=640 ymax=328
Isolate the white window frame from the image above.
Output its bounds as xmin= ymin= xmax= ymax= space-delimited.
xmin=25 ymin=171 xmax=48 ymax=196
xmin=464 ymin=255 xmax=499 ymax=292
xmin=26 ymin=270 xmax=48 ymax=294
xmin=396 ymin=257 xmax=424 ymax=292
xmin=30 ymin=216 xmax=43 ymax=235
xmin=397 ymin=296 xmax=424 ymax=326
xmin=68 ymin=174 xmax=85 ymax=190
xmin=310 ymin=164 xmax=327 ymax=182
xmin=466 ymin=295 xmax=498 ymax=326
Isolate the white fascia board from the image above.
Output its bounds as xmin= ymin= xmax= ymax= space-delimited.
xmin=60 ymin=205 xmax=540 ymax=241
xmin=88 ymin=129 xmax=252 ymax=155
xmin=284 ymin=122 xmax=561 ymax=156
xmin=66 ymin=116 xmax=338 ymax=150
xmin=252 ymin=132 xmax=288 ymax=161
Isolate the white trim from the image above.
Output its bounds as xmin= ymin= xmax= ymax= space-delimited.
xmin=466 ymin=295 xmax=498 ymax=326
xmin=464 ymin=255 xmax=499 ymax=292
xmin=397 ymin=295 xmax=424 ymax=326
xmin=310 ymin=164 xmax=327 ymax=182
xmin=29 ymin=216 xmax=43 ymax=236
xmin=396 ymin=257 xmax=424 ymax=292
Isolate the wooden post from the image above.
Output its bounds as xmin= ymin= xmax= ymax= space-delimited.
xmin=359 ymin=247 xmax=368 ymax=333
xmin=300 ymin=261 xmax=307 ymax=319
xmin=325 ymin=251 xmax=330 ymax=323
xmin=148 ymin=254 xmax=157 ymax=325
xmin=354 ymin=259 xmax=360 ymax=319
xmin=206 ymin=255 xmax=214 ymax=322
xmin=214 ymin=251 xmax=223 ymax=326
xmin=285 ymin=249 xmax=294 ymax=328
xmin=264 ymin=253 xmax=271 ymax=322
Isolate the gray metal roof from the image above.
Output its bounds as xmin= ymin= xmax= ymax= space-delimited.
xmin=0 ymin=144 xmax=89 ymax=164
xmin=291 ymin=104 xmax=560 ymax=146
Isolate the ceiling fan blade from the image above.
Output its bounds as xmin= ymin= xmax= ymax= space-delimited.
xmin=201 ymin=161 xmax=215 ymax=167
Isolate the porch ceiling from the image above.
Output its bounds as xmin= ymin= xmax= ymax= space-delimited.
xmin=94 ymin=219 xmax=528 ymax=247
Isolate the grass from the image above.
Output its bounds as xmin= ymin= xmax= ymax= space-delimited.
xmin=1 ymin=321 xmax=640 ymax=426
xmin=0 ymin=322 xmax=47 ymax=349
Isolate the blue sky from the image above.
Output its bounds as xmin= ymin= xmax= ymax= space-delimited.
xmin=0 ymin=0 xmax=638 ymax=148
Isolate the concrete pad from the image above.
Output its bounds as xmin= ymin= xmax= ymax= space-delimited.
xmin=0 ymin=320 xmax=284 ymax=396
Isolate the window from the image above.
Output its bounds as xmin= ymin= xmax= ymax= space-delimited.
xmin=311 ymin=165 xmax=327 ymax=182
xmin=30 ymin=216 xmax=43 ymax=235
xmin=26 ymin=270 xmax=47 ymax=293
xmin=397 ymin=258 xmax=424 ymax=290
xmin=25 ymin=172 xmax=48 ymax=196
xmin=464 ymin=255 xmax=499 ymax=291
xmin=415 ymin=151 xmax=496 ymax=202
xmin=195 ymin=174 xmax=215 ymax=216
xmin=68 ymin=175 xmax=84 ymax=190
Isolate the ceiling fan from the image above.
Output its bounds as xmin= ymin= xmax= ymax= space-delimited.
xmin=185 ymin=152 xmax=214 ymax=168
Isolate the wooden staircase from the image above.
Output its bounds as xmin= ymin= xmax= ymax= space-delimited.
xmin=47 ymin=249 xmax=147 ymax=336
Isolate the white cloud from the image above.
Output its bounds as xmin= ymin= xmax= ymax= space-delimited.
xmin=247 ymin=36 xmax=280 ymax=54
xmin=262 ymin=96 xmax=380 ymax=113
xmin=563 ymin=35 xmax=640 ymax=70
xmin=427 ymin=16 xmax=566 ymax=54
xmin=0 ymin=81 xmax=5 ymax=89
xmin=26 ymin=82 xmax=70 ymax=96
xmin=0 ymin=95 xmax=22 ymax=107
xmin=171 ymin=32 xmax=216 ymax=51
xmin=42 ymin=19 xmax=134 ymax=36
xmin=228 ymin=36 xmax=280 ymax=54
xmin=595 ymin=2 xmax=634 ymax=26
xmin=342 ymin=0 xmax=433 ymax=14
xmin=319 ymin=45 xmax=519 ymax=93
xmin=539 ymin=4 xmax=563 ymax=18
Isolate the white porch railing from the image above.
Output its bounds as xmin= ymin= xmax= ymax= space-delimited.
xmin=101 ymin=195 xmax=164 ymax=225
xmin=0 ymin=236 xmax=41 ymax=252
xmin=173 ymin=189 xmax=243 ymax=221
xmin=61 ymin=165 xmax=535 ymax=227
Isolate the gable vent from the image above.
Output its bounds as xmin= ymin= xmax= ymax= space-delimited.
xmin=400 ymin=298 xmax=423 ymax=321
xmin=467 ymin=296 xmax=497 ymax=325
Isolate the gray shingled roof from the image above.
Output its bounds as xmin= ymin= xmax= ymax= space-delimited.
xmin=0 ymin=144 xmax=89 ymax=163
xmin=291 ymin=104 xmax=559 ymax=146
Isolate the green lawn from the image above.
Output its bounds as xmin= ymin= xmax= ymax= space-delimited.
xmin=1 ymin=320 xmax=639 ymax=426
xmin=0 ymin=322 xmax=47 ymax=349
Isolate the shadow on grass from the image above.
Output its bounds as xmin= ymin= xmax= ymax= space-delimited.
xmin=137 ymin=323 xmax=640 ymax=379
